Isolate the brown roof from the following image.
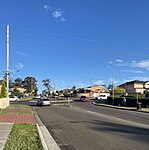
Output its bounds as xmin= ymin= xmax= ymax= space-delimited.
xmin=119 ymin=80 xmax=145 ymax=87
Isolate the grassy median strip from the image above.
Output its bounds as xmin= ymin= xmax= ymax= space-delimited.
xmin=4 ymin=124 xmax=44 ymax=150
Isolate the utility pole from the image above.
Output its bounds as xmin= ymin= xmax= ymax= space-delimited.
xmin=6 ymin=25 xmax=10 ymax=103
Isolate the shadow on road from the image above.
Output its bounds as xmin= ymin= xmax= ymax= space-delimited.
xmin=86 ymin=119 xmax=149 ymax=144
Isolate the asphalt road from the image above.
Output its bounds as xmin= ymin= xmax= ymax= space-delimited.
xmin=31 ymin=99 xmax=149 ymax=150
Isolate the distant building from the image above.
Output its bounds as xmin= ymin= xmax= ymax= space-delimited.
xmin=11 ymin=86 xmax=26 ymax=93
xmin=119 ymin=80 xmax=149 ymax=94
xmin=86 ymin=85 xmax=105 ymax=93
xmin=76 ymin=85 xmax=106 ymax=98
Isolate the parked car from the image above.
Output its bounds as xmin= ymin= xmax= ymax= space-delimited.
xmin=9 ymin=96 xmax=20 ymax=102
xmin=95 ymin=93 xmax=110 ymax=100
xmin=37 ymin=98 xmax=51 ymax=106
xmin=80 ymin=96 xmax=87 ymax=102
xmin=34 ymin=93 xmax=41 ymax=99
xmin=96 ymin=95 xmax=107 ymax=100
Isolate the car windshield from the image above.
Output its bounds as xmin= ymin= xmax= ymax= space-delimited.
xmin=81 ymin=96 xmax=86 ymax=98
xmin=42 ymin=99 xmax=49 ymax=101
xmin=9 ymin=96 xmax=14 ymax=98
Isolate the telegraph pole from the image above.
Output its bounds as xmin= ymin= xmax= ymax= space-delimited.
xmin=6 ymin=25 xmax=10 ymax=103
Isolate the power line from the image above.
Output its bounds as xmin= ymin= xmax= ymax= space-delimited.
xmin=11 ymin=25 xmax=149 ymax=50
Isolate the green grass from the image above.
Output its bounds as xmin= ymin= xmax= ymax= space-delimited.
xmin=4 ymin=124 xmax=43 ymax=150
xmin=0 ymin=104 xmax=32 ymax=114
xmin=8 ymin=104 xmax=30 ymax=109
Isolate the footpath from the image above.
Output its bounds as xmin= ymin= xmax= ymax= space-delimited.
xmin=0 ymin=104 xmax=60 ymax=150
xmin=92 ymin=101 xmax=149 ymax=113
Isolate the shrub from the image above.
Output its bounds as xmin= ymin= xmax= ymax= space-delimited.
xmin=1 ymin=80 xmax=6 ymax=98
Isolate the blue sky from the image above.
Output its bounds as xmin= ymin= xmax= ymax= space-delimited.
xmin=1 ymin=0 xmax=149 ymax=93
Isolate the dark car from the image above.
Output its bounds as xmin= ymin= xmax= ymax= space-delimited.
xmin=80 ymin=96 xmax=87 ymax=102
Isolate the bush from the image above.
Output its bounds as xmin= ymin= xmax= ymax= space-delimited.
xmin=107 ymin=96 xmax=149 ymax=108
xmin=1 ymin=80 xmax=6 ymax=98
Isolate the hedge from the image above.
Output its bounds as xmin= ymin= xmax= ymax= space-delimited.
xmin=107 ymin=96 xmax=149 ymax=108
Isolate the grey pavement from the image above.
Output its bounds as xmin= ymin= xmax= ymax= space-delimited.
xmin=0 ymin=119 xmax=60 ymax=150
xmin=0 ymin=113 xmax=61 ymax=150
xmin=0 ymin=123 xmax=13 ymax=150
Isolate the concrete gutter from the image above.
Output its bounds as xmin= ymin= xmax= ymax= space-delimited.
xmin=35 ymin=115 xmax=61 ymax=150
xmin=92 ymin=102 xmax=149 ymax=113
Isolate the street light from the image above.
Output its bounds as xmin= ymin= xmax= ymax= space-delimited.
xmin=6 ymin=25 xmax=10 ymax=102
xmin=104 ymin=66 xmax=114 ymax=103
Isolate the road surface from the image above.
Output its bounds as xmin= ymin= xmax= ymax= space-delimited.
xmin=33 ymin=99 xmax=149 ymax=150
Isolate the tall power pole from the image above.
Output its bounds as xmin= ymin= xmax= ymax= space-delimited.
xmin=6 ymin=25 xmax=10 ymax=102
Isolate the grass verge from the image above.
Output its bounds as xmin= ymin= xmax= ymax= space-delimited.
xmin=1 ymin=104 xmax=32 ymax=114
xmin=4 ymin=124 xmax=43 ymax=150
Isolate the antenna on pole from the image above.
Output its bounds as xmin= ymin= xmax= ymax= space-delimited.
xmin=6 ymin=24 xmax=10 ymax=104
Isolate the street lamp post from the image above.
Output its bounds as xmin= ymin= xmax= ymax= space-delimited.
xmin=6 ymin=25 xmax=10 ymax=103
xmin=104 ymin=66 xmax=114 ymax=104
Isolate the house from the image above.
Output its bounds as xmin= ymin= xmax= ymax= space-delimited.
xmin=119 ymin=80 xmax=149 ymax=94
xmin=144 ymin=81 xmax=149 ymax=89
xmin=86 ymin=85 xmax=106 ymax=97
xmin=86 ymin=85 xmax=105 ymax=93
xmin=76 ymin=85 xmax=106 ymax=98
xmin=76 ymin=88 xmax=92 ymax=97
xmin=11 ymin=86 xmax=26 ymax=93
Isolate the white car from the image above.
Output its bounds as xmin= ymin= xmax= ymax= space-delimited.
xmin=37 ymin=98 xmax=51 ymax=106
xmin=9 ymin=96 xmax=20 ymax=102
xmin=96 ymin=95 xmax=107 ymax=100
xmin=95 ymin=93 xmax=110 ymax=100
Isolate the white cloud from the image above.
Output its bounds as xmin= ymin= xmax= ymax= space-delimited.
xmin=131 ymin=60 xmax=136 ymax=63
xmin=123 ymin=70 xmax=143 ymax=74
xmin=44 ymin=4 xmax=66 ymax=22
xmin=52 ymin=9 xmax=62 ymax=18
xmin=44 ymin=4 xmax=50 ymax=11
xmin=116 ymin=63 xmax=127 ymax=66
xmin=52 ymin=9 xmax=66 ymax=22
xmin=60 ymin=17 xmax=66 ymax=22
xmin=116 ymin=59 xmax=123 ymax=63
xmin=15 ymin=63 xmax=24 ymax=69
xmin=93 ymin=80 xmax=105 ymax=85
xmin=16 ymin=51 xmax=27 ymax=56
xmin=115 ymin=59 xmax=128 ymax=66
xmin=108 ymin=61 xmax=113 ymax=64
xmin=131 ymin=59 xmax=149 ymax=70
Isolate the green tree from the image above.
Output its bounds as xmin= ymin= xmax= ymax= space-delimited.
xmin=1 ymin=80 xmax=6 ymax=98
xmin=23 ymin=77 xmax=38 ymax=93
xmin=42 ymin=79 xmax=51 ymax=90
xmin=42 ymin=79 xmax=51 ymax=95
xmin=107 ymin=84 xmax=113 ymax=91
xmin=3 ymin=75 xmax=14 ymax=88
xmin=71 ymin=86 xmax=76 ymax=91
xmin=114 ymin=87 xmax=126 ymax=95
xmin=14 ymin=78 xmax=23 ymax=87
xmin=144 ymin=90 xmax=149 ymax=98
